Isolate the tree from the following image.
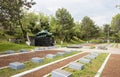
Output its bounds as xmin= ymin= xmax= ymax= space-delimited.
xmin=80 ymin=16 xmax=98 ymax=40
xmin=111 ymin=14 xmax=120 ymax=42
xmin=103 ymin=24 xmax=111 ymax=42
xmin=55 ymin=8 xmax=74 ymax=41
xmin=72 ymin=22 xmax=81 ymax=38
xmin=21 ymin=12 xmax=38 ymax=34
xmin=111 ymin=14 xmax=120 ymax=32
xmin=0 ymin=0 xmax=35 ymax=40
xmin=38 ymin=13 xmax=50 ymax=31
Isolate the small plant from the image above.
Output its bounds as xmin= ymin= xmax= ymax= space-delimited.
xmin=90 ymin=46 xmax=95 ymax=49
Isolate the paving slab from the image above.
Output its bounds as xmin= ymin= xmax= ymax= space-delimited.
xmin=101 ymin=54 xmax=120 ymax=77
xmin=52 ymin=69 xmax=72 ymax=77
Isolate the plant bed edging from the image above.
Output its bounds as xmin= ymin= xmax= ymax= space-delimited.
xmin=11 ymin=51 xmax=85 ymax=77
xmin=95 ymin=53 xmax=111 ymax=77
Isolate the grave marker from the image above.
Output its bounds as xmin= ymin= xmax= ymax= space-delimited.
xmin=68 ymin=62 xmax=84 ymax=70
xmin=9 ymin=62 xmax=25 ymax=70
xmin=52 ymin=69 xmax=72 ymax=77
xmin=31 ymin=57 xmax=44 ymax=63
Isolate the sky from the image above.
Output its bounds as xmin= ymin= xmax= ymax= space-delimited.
xmin=30 ymin=0 xmax=120 ymax=26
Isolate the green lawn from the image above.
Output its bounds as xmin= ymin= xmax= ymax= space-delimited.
xmin=48 ymin=53 xmax=108 ymax=77
xmin=0 ymin=42 xmax=35 ymax=53
xmin=63 ymin=53 xmax=108 ymax=77
xmin=0 ymin=51 xmax=82 ymax=77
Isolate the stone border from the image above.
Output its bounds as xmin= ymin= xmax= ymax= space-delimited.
xmin=43 ymin=53 xmax=84 ymax=77
xmin=0 ymin=48 xmax=56 ymax=58
xmin=0 ymin=50 xmax=34 ymax=58
xmin=94 ymin=53 xmax=111 ymax=77
xmin=11 ymin=51 xmax=85 ymax=77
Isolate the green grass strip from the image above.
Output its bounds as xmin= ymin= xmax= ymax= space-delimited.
xmin=0 ymin=51 xmax=81 ymax=77
xmin=0 ymin=42 xmax=35 ymax=53
xmin=62 ymin=53 xmax=108 ymax=77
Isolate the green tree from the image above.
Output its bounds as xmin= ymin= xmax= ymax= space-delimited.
xmin=103 ymin=24 xmax=110 ymax=40
xmin=49 ymin=16 xmax=62 ymax=39
xmin=80 ymin=16 xmax=98 ymax=40
xmin=55 ymin=8 xmax=74 ymax=41
xmin=38 ymin=13 xmax=50 ymax=31
xmin=111 ymin=14 xmax=120 ymax=32
xmin=111 ymin=14 xmax=120 ymax=42
xmin=0 ymin=0 xmax=35 ymax=40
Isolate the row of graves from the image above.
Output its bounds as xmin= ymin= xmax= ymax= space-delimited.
xmin=66 ymin=44 xmax=108 ymax=50
xmin=3 ymin=46 xmax=56 ymax=55
xmin=49 ymin=52 xmax=100 ymax=77
xmin=8 ymin=49 xmax=75 ymax=70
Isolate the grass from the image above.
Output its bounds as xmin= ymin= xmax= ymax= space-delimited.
xmin=63 ymin=53 xmax=108 ymax=77
xmin=48 ymin=53 xmax=108 ymax=77
xmin=0 ymin=42 xmax=35 ymax=53
xmin=90 ymin=46 xmax=95 ymax=49
xmin=0 ymin=51 xmax=82 ymax=77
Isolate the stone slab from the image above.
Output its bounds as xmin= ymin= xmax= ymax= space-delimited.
xmin=46 ymin=54 xmax=56 ymax=59
xmin=56 ymin=52 xmax=65 ymax=56
xmin=79 ymin=58 xmax=91 ymax=64
xmin=91 ymin=52 xmax=99 ymax=56
xmin=9 ymin=62 xmax=25 ymax=70
xmin=69 ymin=62 xmax=84 ymax=70
xmin=85 ymin=54 xmax=96 ymax=59
xmin=19 ymin=49 xmax=27 ymax=52
xmin=6 ymin=50 xmax=15 ymax=54
xmin=31 ymin=57 xmax=44 ymax=63
xmin=52 ymin=69 xmax=72 ymax=77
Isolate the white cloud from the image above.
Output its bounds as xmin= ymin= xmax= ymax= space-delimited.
xmin=30 ymin=0 xmax=120 ymax=26
xmin=91 ymin=16 xmax=109 ymax=26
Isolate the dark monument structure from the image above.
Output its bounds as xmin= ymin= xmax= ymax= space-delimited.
xmin=30 ymin=30 xmax=54 ymax=46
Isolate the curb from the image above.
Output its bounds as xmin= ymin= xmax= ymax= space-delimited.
xmin=94 ymin=53 xmax=111 ymax=77
xmin=11 ymin=51 xmax=85 ymax=77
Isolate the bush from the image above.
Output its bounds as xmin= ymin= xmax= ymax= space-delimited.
xmin=90 ymin=39 xmax=102 ymax=43
xmin=70 ymin=36 xmax=85 ymax=44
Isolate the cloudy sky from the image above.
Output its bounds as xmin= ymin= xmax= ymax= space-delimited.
xmin=30 ymin=0 xmax=120 ymax=26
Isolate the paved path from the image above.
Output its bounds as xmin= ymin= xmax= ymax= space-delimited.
xmin=101 ymin=54 xmax=120 ymax=77
xmin=55 ymin=47 xmax=120 ymax=54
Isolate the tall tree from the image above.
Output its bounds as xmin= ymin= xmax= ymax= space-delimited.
xmin=111 ymin=14 xmax=120 ymax=42
xmin=103 ymin=24 xmax=110 ymax=42
xmin=80 ymin=16 xmax=97 ymax=40
xmin=111 ymin=13 xmax=120 ymax=32
xmin=38 ymin=13 xmax=50 ymax=31
xmin=55 ymin=8 xmax=74 ymax=41
xmin=0 ymin=0 xmax=35 ymax=40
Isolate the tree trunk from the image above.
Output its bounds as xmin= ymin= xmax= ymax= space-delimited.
xmin=18 ymin=19 xmax=27 ymax=41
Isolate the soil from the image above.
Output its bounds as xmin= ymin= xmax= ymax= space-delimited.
xmin=0 ymin=50 xmax=63 ymax=67
xmin=22 ymin=52 xmax=89 ymax=77
xmin=101 ymin=54 xmax=120 ymax=77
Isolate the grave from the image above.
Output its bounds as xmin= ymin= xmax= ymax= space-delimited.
xmin=85 ymin=54 xmax=96 ymax=59
xmin=19 ymin=49 xmax=27 ymax=52
xmin=34 ymin=47 xmax=44 ymax=51
xmin=83 ymin=46 xmax=90 ymax=49
xmin=46 ymin=54 xmax=56 ymax=59
xmin=31 ymin=57 xmax=44 ymax=63
xmin=56 ymin=52 xmax=65 ymax=56
xmin=6 ymin=50 xmax=15 ymax=54
xmin=97 ymin=46 xmax=107 ymax=50
xmin=67 ymin=45 xmax=82 ymax=48
xmin=52 ymin=69 xmax=72 ymax=77
xmin=91 ymin=52 xmax=99 ymax=56
xmin=34 ymin=47 xmax=41 ymax=51
xmin=64 ymin=51 xmax=71 ymax=54
xmin=9 ymin=62 xmax=25 ymax=70
xmin=79 ymin=58 xmax=91 ymax=64
xmin=68 ymin=62 xmax=84 ymax=70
